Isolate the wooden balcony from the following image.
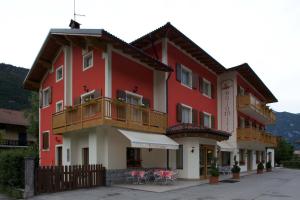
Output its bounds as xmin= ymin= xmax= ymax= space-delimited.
xmin=237 ymin=94 xmax=276 ymax=124
xmin=237 ymin=127 xmax=278 ymax=147
xmin=52 ymin=97 xmax=167 ymax=134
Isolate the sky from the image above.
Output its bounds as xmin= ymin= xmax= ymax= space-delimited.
xmin=0 ymin=0 xmax=299 ymax=113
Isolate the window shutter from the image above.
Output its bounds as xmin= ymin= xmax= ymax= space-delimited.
xmin=211 ymin=84 xmax=215 ymax=99
xmin=176 ymin=103 xmax=182 ymax=122
xmin=116 ymin=89 xmax=126 ymax=101
xmin=199 ymin=77 xmax=203 ymax=93
xmin=48 ymin=87 xmax=52 ymax=104
xmin=73 ymin=97 xmax=81 ymax=105
xmin=39 ymin=91 xmax=43 ymax=108
xmin=192 ymin=109 xmax=198 ymax=125
xmin=192 ymin=73 xmax=199 ymax=90
xmin=211 ymin=115 xmax=215 ymax=129
xmin=94 ymin=89 xmax=101 ymax=99
xmin=176 ymin=63 xmax=182 ymax=82
xmin=199 ymin=112 xmax=204 ymax=128
xmin=142 ymin=98 xmax=150 ymax=108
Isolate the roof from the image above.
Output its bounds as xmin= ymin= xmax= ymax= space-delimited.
xmin=24 ymin=29 xmax=173 ymax=91
xmin=0 ymin=108 xmax=29 ymax=126
xmin=131 ymin=22 xmax=226 ymax=74
xmin=166 ymin=123 xmax=231 ymax=141
xmin=228 ymin=63 xmax=278 ymax=103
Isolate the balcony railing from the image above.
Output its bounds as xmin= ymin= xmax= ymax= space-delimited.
xmin=237 ymin=127 xmax=278 ymax=146
xmin=52 ymin=97 xmax=167 ymax=134
xmin=237 ymin=94 xmax=276 ymax=124
xmin=0 ymin=139 xmax=34 ymax=147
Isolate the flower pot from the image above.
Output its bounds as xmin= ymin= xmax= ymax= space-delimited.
xmin=232 ymin=172 xmax=240 ymax=180
xmin=266 ymin=168 xmax=272 ymax=172
xmin=257 ymin=169 xmax=263 ymax=174
xmin=209 ymin=176 xmax=219 ymax=184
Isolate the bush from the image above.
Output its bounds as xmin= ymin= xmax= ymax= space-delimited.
xmin=210 ymin=157 xmax=219 ymax=177
xmin=231 ymin=161 xmax=241 ymax=173
xmin=282 ymin=160 xmax=300 ymax=169
xmin=257 ymin=162 xmax=264 ymax=170
xmin=0 ymin=147 xmax=38 ymax=189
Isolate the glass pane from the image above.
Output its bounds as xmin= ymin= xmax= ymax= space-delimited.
xmin=204 ymin=115 xmax=210 ymax=127
xmin=182 ymin=107 xmax=190 ymax=123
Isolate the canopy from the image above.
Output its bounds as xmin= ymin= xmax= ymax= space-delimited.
xmin=118 ymin=129 xmax=179 ymax=150
xmin=217 ymin=141 xmax=235 ymax=152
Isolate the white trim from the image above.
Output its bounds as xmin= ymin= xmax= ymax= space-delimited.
xmin=55 ymin=65 xmax=63 ymax=82
xmin=42 ymin=86 xmax=50 ymax=109
xmin=50 ymin=47 xmax=64 ymax=74
xmin=82 ymin=51 xmax=94 ymax=71
xmin=202 ymin=78 xmax=212 ymax=99
xmin=55 ymin=144 xmax=63 ymax=165
xmin=125 ymin=90 xmax=143 ymax=105
xmin=41 ymin=130 xmax=50 ymax=151
xmin=55 ymin=100 xmax=64 ymax=112
xmin=81 ymin=90 xmax=96 ymax=103
xmin=162 ymin=38 xmax=168 ymax=65
xmin=180 ymin=65 xmax=193 ymax=89
xmin=104 ymin=44 xmax=112 ymax=98
xmin=180 ymin=103 xmax=193 ymax=123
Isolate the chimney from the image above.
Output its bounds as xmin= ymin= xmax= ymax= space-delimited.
xmin=69 ymin=19 xmax=80 ymax=29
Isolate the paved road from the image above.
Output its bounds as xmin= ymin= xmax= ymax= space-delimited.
xmin=30 ymin=168 xmax=300 ymax=200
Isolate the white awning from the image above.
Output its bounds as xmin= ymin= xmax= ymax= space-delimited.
xmin=118 ymin=129 xmax=179 ymax=150
xmin=217 ymin=141 xmax=235 ymax=152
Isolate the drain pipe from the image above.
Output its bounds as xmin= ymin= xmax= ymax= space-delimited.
xmin=166 ymin=70 xmax=173 ymax=169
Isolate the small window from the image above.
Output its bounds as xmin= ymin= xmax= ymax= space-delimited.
xmin=56 ymin=66 xmax=63 ymax=82
xmin=181 ymin=105 xmax=192 ymax=123
xmin=181 ymin=66 xmax=192 ymax=88
xmin=56 ymin=100 xmax=63 ymax=112
xmin=202 ymin=79 xmax=211 ymax=97
xmin=203 ymin=113 xmax=211 ymax=128
xmin=83 ymin=51 xmax=93 ymax=70
xmin=42 ymin=87 xmax=51 ymax=107
xmin=42 ymin=132 xmax=49 ymax=150
xmin=176 ymin=145 xmax=183 ymax=169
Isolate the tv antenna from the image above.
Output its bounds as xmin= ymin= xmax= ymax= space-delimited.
xmin=73 ymin=0 xmax=85 ymax=21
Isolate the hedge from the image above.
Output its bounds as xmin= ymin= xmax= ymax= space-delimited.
xmin=0 ymin=147 xmax=38 ymax=189
xmin=282 ymin=159 xmax=300 ymax=169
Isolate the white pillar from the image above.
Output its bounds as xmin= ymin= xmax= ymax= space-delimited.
xmin=89 ymin=132 xmax=98 ymax=164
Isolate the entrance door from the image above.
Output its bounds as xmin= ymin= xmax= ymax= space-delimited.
xmin=56 ymin=146 xmax=62 ymax=166
xmin=247 ymin=150 xmax=252 ymax=171
xmin=200 ymin=145 xmax=215 ymax=179
xmin=82 ymin=148 xmax=89 ymax=165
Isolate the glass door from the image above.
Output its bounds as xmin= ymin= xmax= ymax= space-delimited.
xmin=200 ymin=145 xmax=215 ymax=179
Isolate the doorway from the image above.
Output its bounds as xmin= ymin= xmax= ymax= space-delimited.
xmin=247 ymin=150 xmax=252 ymax=171
xmin=200 ymin=145 xmax=215 ymax=179
xmin=56 ymin=146 xmax=63 ymax=166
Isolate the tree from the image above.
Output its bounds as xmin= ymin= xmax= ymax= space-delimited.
xmin=275 ymin=139 xmax=294 ymax=164
xmin=24 ymin=92 xmax=39 ymax=140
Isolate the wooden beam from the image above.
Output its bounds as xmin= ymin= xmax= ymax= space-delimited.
xmin=85 ymin=37 xmax=106 ymax=50
xmin=52 ymin=35 xmax=70 ymax=46
xmin=38 ymin=58 xmax=52 ymax=69
xmin=64 ymin=35 xmax=86 ymax=48
xmin=26 ymin=80 xmax=40 ymax=89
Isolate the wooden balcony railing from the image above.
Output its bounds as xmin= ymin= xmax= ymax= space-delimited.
xmin=237 ymin=127 xmax=278 ymax=146
xmin=0 ymin=139 xmax=34 ymax=147
xmin=52 ymin=97 xmax=167 ymax=134
xmin=237 ymin=94 xmax=276 ymax=124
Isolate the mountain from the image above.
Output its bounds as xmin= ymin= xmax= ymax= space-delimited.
xmin=0 ymin=63 xmax=30 ymax=110
xmin=267 ymin=111 xmax=300 ymax=150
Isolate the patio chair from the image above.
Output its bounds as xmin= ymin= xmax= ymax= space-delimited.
xmin=126 ymin=170 xmax=139 ymax=184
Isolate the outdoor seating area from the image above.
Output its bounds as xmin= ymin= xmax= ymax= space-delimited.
xmin=126 ymin=169 xmax=178 ymax=185
xmin=219 ymin=166 xmax=232 ymax=175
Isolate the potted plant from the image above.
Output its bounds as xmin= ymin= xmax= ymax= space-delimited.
xmin=266 ymin=161 xmax=272 ymax=172
xmin=209 ymin=157 xmax=219 ymax=184
xmin=257 ymin=162 xmax=264 ymax=174
xmin=231 ymin=156 xmax=241 ymax=179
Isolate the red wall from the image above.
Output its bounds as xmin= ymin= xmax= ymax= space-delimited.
xmin=40 ymin=50 xmax=64 ymax=166
xmin=167 ymin=42 xmax=218 ymax=127
xmin=111 ymin=52 xmax=154 ymax=107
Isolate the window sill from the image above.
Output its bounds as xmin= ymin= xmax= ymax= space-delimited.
xmin=181 ymin=82 xmax=193 ymax=90
xmin=56 ymin=78 xmax=63 ymax=83
xmin=42 ymin=105 xmax=50 ymax=109
xmin=83 ymin=65 xmax=93 ymax=71
xmin=202 ymin=93 xmax=212 ymax=99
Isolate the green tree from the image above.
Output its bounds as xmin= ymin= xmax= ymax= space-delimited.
xmin=24 ymin=92 xmax=39 ymax=140
xmin=275 ymin=139 xmax=294 ymax=164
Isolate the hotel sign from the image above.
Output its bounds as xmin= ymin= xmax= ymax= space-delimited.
xmin=221 ymin=79 xmax=234 ymax=133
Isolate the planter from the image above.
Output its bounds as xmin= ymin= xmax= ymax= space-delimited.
xmin=266 ymin=168 xmax=272 ymax=172
xmin=257 ymin=169 xmax=264 ymax=174
xmin=209 ymin=176 xmax=219 ymax=184
xmin=232 ymin=172 xmax=240 ymax=180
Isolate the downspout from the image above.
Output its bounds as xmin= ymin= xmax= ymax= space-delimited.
xmin=166 ymin=70 xmax=172 ymax=169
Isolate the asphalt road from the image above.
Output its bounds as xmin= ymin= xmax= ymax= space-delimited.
xmin=29 ymin=168 xmax=300 ymax=200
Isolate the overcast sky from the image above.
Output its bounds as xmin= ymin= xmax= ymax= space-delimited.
xmin=1 ymin=0 xmax=299 ymax=113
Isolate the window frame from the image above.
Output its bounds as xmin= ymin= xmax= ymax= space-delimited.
xmin=239 ymin=86 xmax=245 ymax=96
xmin=125 ymin=90 xmax=143 ymax=105
xmin=55 ymin=65 xmax=63 ymax=82
xmin=42 ymin=131 xmax=50 ymax=151
xmin=181 ymin=104 xmax=192 ymax=124
xmin=202 ymin=78 xmax=212 ymax=98
xmin=82 ymin=51 xmax=94 ymax=71
xmin=81 ymin=90 xmax=96 ymax=103
xmin=203 ymin=112 xmax=212 ymax=128
xmin=180 ymin=65 xmax=192 ymax=89
xmin=176 ymin=144 xmax=183 ymax=169
xmin=42 ymin=87 xmax=50 ymax=108
xmin=56 ymin=100 xmax=64 ymax=113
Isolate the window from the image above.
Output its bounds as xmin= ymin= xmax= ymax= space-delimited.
xmin=56 ymin=100 xmax=63 ymax=112
xmin=126 ymin=92 xmax=142 ymax=105
xmin=127 ymin=148 xmax=141 ymax=168
xmin=203 ymin=113 xmax=211 ymax=128
xmin=42 ymin=87 xmax=51 ymax=107
xmin=126 ymin=92 xmax=143 ymax=122
xmin=81 ymin=90 xmax=96 ymax=103
xmin=181 ymin=66 xmax=192 ymax=88
xmin=202 ymin=79 xmax=211 ymax=97
xmin=42 ymin=132 xmax=49 ymax=150
xmin=83 ymin=51 xmax=93 ymax=70
xmin=238 ymin=86 xmax=245 ymax=96
xmin=239 ymin=117 xmax=245 ymax=128
xmin=176 ymin=145 xmax=183 ymax=169
xmin=181 ymin=105 xmax=192 ymax=123
xmin=239 ymin=149 xmax=245 ymax=165
xmin=256 ymin=151 xmax=260 ymax=163
xmin=56 ymin=66 xmax=63 ymax=82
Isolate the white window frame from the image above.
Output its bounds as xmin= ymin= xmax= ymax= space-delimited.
xmin=56 ymin=65 xmax=63 ymax=82
xmin=42 ymin=87 xmax=50 ymax=108
xmin=202 ymin=78 xmax=212 ymax=98
xmin=80 ymin=90 xmax=96 ymax=103
xmin=125 ymin=90 xmax=143 ymax=105
xmin=181 ymin=65 xmax=192 ymax=89
xmin=82 ymin=51 xmax=94 ymax=71
xmin=181 ymin=103 xmax=192 ymax=124
xmin=56 ymin=100 xmax=64 ymax=113
xmin=42 ymin=130 xmax=50 ymax=151
xmin=203 ymin=112 xmax=212 ymax=128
